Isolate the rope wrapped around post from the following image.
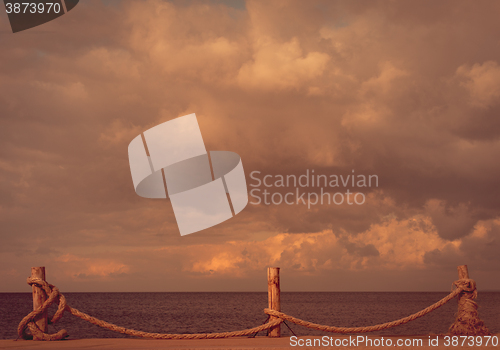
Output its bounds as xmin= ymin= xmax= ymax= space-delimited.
xmin=264 ymin=277 xmax=490 ymax=335
xmin=18 ymin=277 xmax=69 ymax=341
xmin=448 ymin=273 xmax=491 ymax=335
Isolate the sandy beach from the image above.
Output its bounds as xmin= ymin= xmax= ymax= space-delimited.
xmin=1 ymin=335 xmax=499 ymax=350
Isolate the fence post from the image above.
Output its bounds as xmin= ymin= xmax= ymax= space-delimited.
xmin=457 ymin=264 xmax=469 ymax=280
xmin=267 ymin=267 xmax=281 ymax=337
xmin=449 ymin=265 xmax=490 ymax=335
xmin=31 ymin=266 xmax=48 ymax=338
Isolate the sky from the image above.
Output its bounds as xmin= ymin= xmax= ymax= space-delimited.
xmin=1 ymin=0 xmax=499 ymax=293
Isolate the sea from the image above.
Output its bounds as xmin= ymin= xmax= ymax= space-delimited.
xmin=1 ymin=292 xmax=498 ymax=339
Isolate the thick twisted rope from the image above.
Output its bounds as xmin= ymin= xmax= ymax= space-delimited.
xmin=18 ymin=277 xmax=481 ymax=340
xmin=263 ymin=279 xmax=474 ymax=334
xmin=449 ymin=278 xmax=490 ymax=335
xmin=18 ymin=278 xmax=69 ymax=340
xmin=18 ymin=277 xmax=282 ymax=340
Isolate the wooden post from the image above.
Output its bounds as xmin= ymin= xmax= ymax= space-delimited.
xmin=456 ymin=264 xmax=470 ymax=325
xmin=31 ymin=267 xmax=48 ymax=336
xmin=267 ymin=267 xmax=280 ymax=337
xmin=449 ymin=264 xmax=491 ymax=335
xmin=457 ymin=265 xmax=469 ymax=280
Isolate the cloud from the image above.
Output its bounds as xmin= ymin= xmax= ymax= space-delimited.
xmin=54 ymin=254 xmax=130 ymax=279
xmin=424 ymin=199 xmax=477 ymax=240
xmin=424 ymin=218 xmax=500 ymax=272
xmin=456 ymin=61 xmax=500 ymax=109
xmin=152 ymin=214 xmax=455 ymax=276
xmin=237 ymin=37 xmax=330 ymax=90
xmin=1 ymin=0 xmax=500 ymax=292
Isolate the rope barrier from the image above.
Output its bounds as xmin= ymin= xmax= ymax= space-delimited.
xmin=17 ymin=277 xmax=488 ymax=341
xmin=18 ymin=277 xmax=282 ymax=340
xmin=262 ymin=278 xmax=488 ymax=334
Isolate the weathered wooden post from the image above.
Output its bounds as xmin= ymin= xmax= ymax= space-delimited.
xmin=457 ymin=264 xmax=469 ymax=280
xmin=449 ymin=265 xmax=490 ymax=335
xmin=267 ymin=267 xmax=280 ymax=337
xmin=31 ymin=266 xmax=48 ymax=337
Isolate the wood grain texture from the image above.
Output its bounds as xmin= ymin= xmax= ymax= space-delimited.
xmin=31 ymin=267 xmax=48 ymax=337
xmin=267 ymin=267 xmax=280 ymax=337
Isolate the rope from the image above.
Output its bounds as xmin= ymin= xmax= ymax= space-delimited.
xmin=18 ymin=277 xmax=476 ymax=340
xmin=449 ymin=279 xmax=490 ymax=335
xmin=18 ymin=277 xmax=282 ymax=340
xmin=263 ymin=280 xmax=474 ymax=334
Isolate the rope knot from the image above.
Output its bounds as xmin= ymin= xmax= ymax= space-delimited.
xmin=27 ymin=277 xmax=52 ymax=292
xmin=27 ymin=277 xmax=43 ymax=285
xmin=17 ymin=277 xmax=69 ymax=341
xmin=453 ymin=278 xmax=477 ymax=295
xmin=449 ymin=278 xmax=490 ymax=335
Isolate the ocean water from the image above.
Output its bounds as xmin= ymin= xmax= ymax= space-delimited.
xmin=1 ymin=292 xmax=498 ymax=339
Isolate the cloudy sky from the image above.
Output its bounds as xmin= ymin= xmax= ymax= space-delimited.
xmin=1 ymin=0 xmax=499 ymax=293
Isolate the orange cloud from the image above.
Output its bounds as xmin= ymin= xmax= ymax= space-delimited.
xmin=456 ymin=61 xmax=500 ymax=109
xmin=54 ymin=254 xmax=130 ymax=279
xmin=237 ymin=37 xmax=330 ymax=90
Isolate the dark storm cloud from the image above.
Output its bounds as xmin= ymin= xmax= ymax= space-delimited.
xmin=1 ymin=0 xmax=499 ymax=291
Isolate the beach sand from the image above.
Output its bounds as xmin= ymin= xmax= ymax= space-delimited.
xmin=1 ymin=335 xmax=499 ymax=350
